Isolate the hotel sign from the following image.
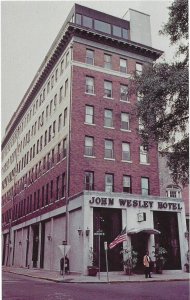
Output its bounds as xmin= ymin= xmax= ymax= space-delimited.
xmin=89 ymin=197 xmax=183 ymax=211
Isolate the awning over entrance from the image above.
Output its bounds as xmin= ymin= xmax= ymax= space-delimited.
xmin=127 ymin=228 xmax=161 ymax=235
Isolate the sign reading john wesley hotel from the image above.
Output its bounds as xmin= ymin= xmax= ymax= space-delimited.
xmin=89 ymin=196 xmax=183 ymax=210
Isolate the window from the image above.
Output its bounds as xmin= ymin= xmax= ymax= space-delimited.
xmin=57 ymin=143 xmax=61 ymax=162
xmin=166 ymin=185 xmax=182 ymax=198
xmin=76 ymin=14 xmax=82 ymax=25
xmin=104 ymin=109 xmax=113 ymax=127
xmin=85 ymin=105 xmax=94 ymax=124
xmin=136 ymin=63 xmax=143 ymax=74
xmin=56 ymin=176 xmax=60 ymax=200
xmin=122 ymin=142 xmax=131 ymax=161
xmin=84 ymin=171 xmax=94 ymax=190
xmin=120 ymin=84 xmax=128 ymax=101
xmin=44 ymin=131 xmax=47 ymax=146
xmin=139 ymin=118 xmax=144 ymax=131
xmin=140 ymin=145 xmax=149 ymax=164
xmin=141 ymin=177 xmax=149 ymax=195
xmin=59 ymin=86 xmax=63 ymax=103
xmin=137 ymin=91 xmax=144 ymax=102
xmin=63 ymin=138 xmax=67 ymax=158
xmin=66 ymin=52 xmax=69 ymax=67
xmin=123 ymin=175 xmax=132 ymax=193
xmin=48 ymin=125 xmax=52 ymax=142
xmin=105 ymin=174 xmax=114 ymax=192
xmin=104 ymin=54 xmax=112 ymax=69
xmin=122 ymin=28 xmax=128 ymax=39
xmin=37 ymin=189 xmax=40 ymax=209
xmin=105 ymin=139 xmax=114 ymax=159
xmin=120 ymin=58 xmax=127 ymax=73
xmin=61 ymin=173 xmax=65 ymax=198
xmin=58 ymin=114 xmax=62 ymax=132
xmin=43 ymin=89 xmax=45 ymax=102
xmin=55 ymin=68 xmax=58 ymax=81
xmin=50 ymin=99 xmax=53 ymax=115
xmin=85 ymin=136 xmax=94 ymax=156
xmin=65 ymin=79 xmax=68 ymax=96
xmin=86 ymin=49 xmax=94 ymax=65
xmin=60 ymin=60 xmax=64 ymax=74
xmin=51 ymin=75 xmax=54 ymax=89
xmin=52 ymin=148 xmax=55 ymax=164
xmin=94 ymin=19 xmax=111 ymax=34
xmin=104 ymin=81 xmax=112 ymax=98
xmin=113 ymin=25 xmax=122 ymax=37
xmin=47 ymin=152 xmax=50 ymax=170
xmin=64 ymin=108 xmax=67 ymax=126
xmin=42 ymin=186 xmax=45 ymax=207
xmin=46 ymin=105 xmax=49 ymax=118
xmin=47 ymin=81 xmax=50 ymax=93
xmin=121 ymin=113 xmax=130 ymax=130
xmin=83 ymin=16 xmax=93 ymax=28
xmin=86 ymin=76 xmax=94 ymax=94
xmin=50 ymin=180 xmax=53 ymax=201
xmin=46 ymin=183 xmax=49 ymax=205
xmin=54 ymin=94 xmax=57 ymax=110
xmin=53 ymin=120 xmax=56 ymax=137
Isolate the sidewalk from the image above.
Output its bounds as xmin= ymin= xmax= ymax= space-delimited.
xmin=2 ymin=266 xmax=190 ymax=283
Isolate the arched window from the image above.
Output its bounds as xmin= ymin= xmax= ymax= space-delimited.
xmin=166 ymin=185 xmax=182 ymax=198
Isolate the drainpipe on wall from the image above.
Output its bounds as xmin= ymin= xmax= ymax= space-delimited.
xmin=65 ymin=42 xmax=73 ymax=244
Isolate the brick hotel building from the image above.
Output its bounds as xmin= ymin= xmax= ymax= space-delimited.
xmin=2 ymin=4 xmax=188 ymax=274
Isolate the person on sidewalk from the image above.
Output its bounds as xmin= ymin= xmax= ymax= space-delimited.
xmin=143 ymin=251 xmax=152 ymax=278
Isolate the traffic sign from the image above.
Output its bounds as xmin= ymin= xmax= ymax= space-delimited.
xmin=94 ymin=232 xmax=105 ymax=236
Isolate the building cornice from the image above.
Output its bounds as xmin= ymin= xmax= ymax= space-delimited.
xmin=2 ymin=23 xmax=163 ymax=148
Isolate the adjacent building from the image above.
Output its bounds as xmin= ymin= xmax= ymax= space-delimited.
xmin=2 ymin=4 xmax=188 ymax=274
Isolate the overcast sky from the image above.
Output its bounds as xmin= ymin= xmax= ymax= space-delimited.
xmin=1 ymin=0 xmax=174 ymax=138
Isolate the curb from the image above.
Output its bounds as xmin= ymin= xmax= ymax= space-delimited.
xmin=3 ymin=270 xmax=189 ymax=284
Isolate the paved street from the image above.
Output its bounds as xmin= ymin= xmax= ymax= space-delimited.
xmin=2 ymin=272 xmax=189 ymax=300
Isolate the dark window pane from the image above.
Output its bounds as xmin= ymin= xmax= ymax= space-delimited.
xmin=113 ymin=25 xmax=122 ymax=37
xmin=76 ymin=14 xmax=82 ymax=25
xmin=94 ymin=20 xmax=111 ymax=34
xmin=83 ymin=16 xmax=93 ymax=28
xmin=122 ymin=28 xmax=128 ymax=39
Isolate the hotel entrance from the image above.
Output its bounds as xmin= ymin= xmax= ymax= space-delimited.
xmin=93 ymin=208 xmax=123 ymax=271
xmin=130 ymin=232 xmax=149 ymax=273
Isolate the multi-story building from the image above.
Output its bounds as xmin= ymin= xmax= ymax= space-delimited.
xmin=2 ymin=4 xmax=188 ymax=274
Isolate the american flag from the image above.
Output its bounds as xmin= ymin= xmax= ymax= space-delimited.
xmin=109 ymin=227 xmax=127 ymax=249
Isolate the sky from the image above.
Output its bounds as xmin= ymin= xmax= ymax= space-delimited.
xmin=1 ymin=0 xmax=174 ymax=138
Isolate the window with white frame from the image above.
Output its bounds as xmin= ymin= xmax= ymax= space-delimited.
xmin=120 ymin=58 xmax=127 ymax=73
xmin=85 ymin=136 xmax=94 ymax=156
xmin=84 ymin=171 xmax=94 ymax=190
xmin=58 ymin=114 xmax=62 ymax=132
xmin=85 ymin=105 xmax=94 ymax=124
xmin=122 ymin=142 xmax=131 ymax=161
xmin=166 ymin=185 xmax=182 ymax=198
xmin=86 ymin=49 xmax=94 ymax=65
xmin=105 ymin=139 xmax=114 ymax=159
xmin=105 ymin=173 xmax=114 ymax=192
xmin=120 ymin=84 xmax=128 ymax=101
xmin=137 ymin=91 xmax=144 ymax=102
xmin=104 ymin=54 xmax=112 ymax=69
xmin=123 ymin=175 xmax=132 ymax=193
xmin=136 ymin=63 xmax=143 ymax=74
xmin=121 ymin=112 xmax=130 ymax=130
xmin=140 ymin=145 xmax=149 ymax=163
xmin=86 ymin=76 xmax=94 ymax=94
xmin=65 ymin=79 xmax=68 ymax=96
xmin=104 ymin=109 xmax=113 ymax=127
xmin=104 ymin=80 xmax=112 ymax=98
xmin=141 ymin=177 xmax=149 ymax=195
